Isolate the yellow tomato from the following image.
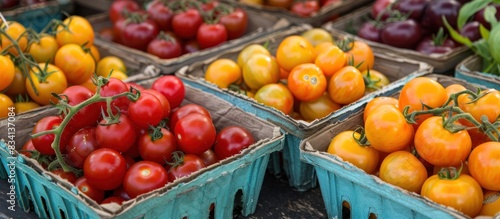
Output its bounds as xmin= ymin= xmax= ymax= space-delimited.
xmin=96 ymin=56 xmax=127 ymax=78
xmin=1 ymin=21 xmax=28 ymax=56
xmin=205 ymin=59 xmax=242 ymax=88
xmin=0 ymin=94 xmax=14 ymax=119
xmin=28 ymin=34 xmax=59 ymax=63
xmin=301 ymin=28 xmax=334 ymax=46
xmin=237 ymin=44 xmax=270 ymax=68
xmin=276 ymin=35 xmax=315 ymax=72
xmin=0 ymin=55 xmax=15 ymax=91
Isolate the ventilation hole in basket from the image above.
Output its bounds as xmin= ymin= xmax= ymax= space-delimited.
xmin=59 ymin=208 xmax=67 ymax=219
xmin=23 ymin=185 xmax=35 ymax=210
xmin=40 ymin=196 xmax=52 ymax=218
xmin=342 ymin=201 xmax=351 ymax=219
xmin=369 ymin=212 xmax=377 ymax=219
xmin=209 ymin=203 xmax=215 ymax=219
xmin=232 ymin=189 xmax=244 ymax=218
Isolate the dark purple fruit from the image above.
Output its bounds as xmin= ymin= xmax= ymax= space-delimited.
xmin=474 ymin=4 xmax=500 ymax=30
xmin=393 ymin=0 xmax=431 ymax=21
xmin=460 ymin=21 xmax=481 ymax=42
xmin=0 ymin=0 xmax=19 ymax=9
xmin=381 ymin=19 xmax=422 ymax=49
xmin=416 ymin=36 xmax=457 ymax=54
xmin=421 ymin=0 xmax=462 ymax=33
xmin=357 ymin=21 xmax=383 ymax=43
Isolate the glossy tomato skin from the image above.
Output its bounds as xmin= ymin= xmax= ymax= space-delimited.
xmin=328 ymin=66 xmax=365 ymax=105
xmin=214 ymin=126 xmax=255 ymax=160
xmin=26 ymin=63 xmax=68 ymax=106
xmin=61 ymin=85 xmax=101 ymax=130
xmin=379 ymin=151 xmax=428 ymax=193
xmin=75 ymin=177 xmax=105 ymax=203
xmin=199 ymin=149 xmax=219 ymax=166
xmin=66 ymin=127 xmax=98 ymax=169
xmin=219 ymin=8 xmax=248 ymax=40
xmin=290 ymin=0 xmax=320 ymax=17
xmin=151 ymin=75 xmax=185 ymax=109
xmin=174 ymin=113 xmax=216 ymax=155
xmin=167 ymin=154 xmax=206 ymax=182
xmin=83 ymin=148 xmax=127 ymax=191
xmin=31 ymin=116 xmax=69 ymax=155
xmin=100 ymin=78 xmax=130 ymax=114
xmin=147 ymin=35 xmax=182 ymax=59
xmin=421 ymin=0 xmax=462 ymax=33
xmin=242 ymin=54 xmax=280 ymax=90
xmin=138 ymin=128 xmax=177 ymax=164
xmin=416 ymin=36 xmax=457 ymax=54
xmin=459 ymin=21 xmax=481 ymax=41
xmin=254 ymin=83 xmax=295 ymax=115
xmin=363 ymin=96 xmax=398 ymax=122
xmin=344 ymin=40 xmax=374 ymax=72
xmin=50 ymin=169 xmax=78 ymax=184
xmin=371 ymin=0 xmax=396 ymax=19
xmin=276 ymin=35 xmax=315 ymax=72
xmin=121 ymin=19 xmax=159 ymax=51
xmin=128 ymin=92 xmax=164 ymax=128
xmin=56 ymin=16 xmax=94 ymax=48
xmin=20 ymin=140 xmax=35 ymax=158
xmin=288 ymin=63 xmax=327 ymax=102
xmin=381 ymin=20 xmax=422 ymax=49
xmin=95 ymin=114 xmax=138 ymax=152
xmin=144 ymin=89 xmax=171 ymax=119
xmin=172 ymin=9 xmax=203 ymax=39
xmin=109 ymin=0 xmax=140 ymax=23
xmin=146 ymin=0 xmax=174 ymax=31
xmin=393 ymin=0 xmax=431 ymax=21
xmin=357 ymin=21 xmax=383 ymax=43
xmin=169 ymin=104 xmax=211 ymax=131
xmin=204 ymin=59 xmax=242 ymax=89
xmin=327 ymin=131 xmax=379 ymax=174
xmin=299 ymin=93 xmax=342 ymax=121
xmin=459 ymin=89 xmax=500 ymax=125
xmin=197 ymin=23 xmax=228 ymax=49
xmin=468 ymin=142 xmax=500 ymax=191
xmin=123 ymin=161 xmax=169 ymax=198
xmin=28 ymin=34 xmax=59 ymax=64
xmin=54 ymin=44 xmax=95 ymax=85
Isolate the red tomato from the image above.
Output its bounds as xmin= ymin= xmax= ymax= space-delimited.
xmin=144 ymin=89 xmax=171 ymax=119
xmin=121 ymin=18 xmax=159 ymax=51
xmin=128 ymin=92 xmax=164 ymax=128
xmin=123 ymin=161 xmax=169 ymax=198
xmin=147 ymin=33 xmax=182 ymax=59
xmin=219 ymin=8 xmax=248 ymax=40
xmin=83 ymin=148 xmax=127 ymax=191
xmin=174 ymin=113 xmax=216 ymax=155
xmin=214 ymin=126 xmax=255 ymax=160
xmin=66 ymin=127 xmax=98 ymax=169
xmin=112 ymin=185 xmax=131 ymax=201
xmin=109 ymin=0 xmax=140 ymax=23
xmin=151 ymin=75 xmax=185 ymax=109
xmin=146 ymin=0 xmax=174 ymax=31
xmin=31 ymin=116 xmax=69 ymax=155
xmin=95 ymin=114 xmax=138 ymax=152
xmin=61 ymin=85 xmax=101 ymax=130
xmin=50 ymin=169 xmax=78 ymax=184
xmin=20 ymin=140 xmax=35 ymax=158
xmin=167 ymin=153 xmax=206 ymax=182
xmin=199 ymin=149 xmax=219 ymax=166
xmin=169 ymin=103 xmax=211 ymax=131
xmin=138 ymin=128 xmax=177 ymax=164
xmin=172 ymin=9 xmax=203 ymax=39
xmin=290 ymin=0 xmax=320 ymax=17
xmin=75 ymin=177 xmax=105 ymax=203
xmin=197 ymin=23 xmax=228 ymax=49
xmin=101 ymin=78 xmax=130 ymax=114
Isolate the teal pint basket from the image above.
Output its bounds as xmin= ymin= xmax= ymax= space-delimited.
xmin=455 ymin=55 xmax=500 ymax=90
xmin=299 ymin=74 xmax=489 ymax=219
xmin=0 ymin=76 xmax=284 ymax=219
xmin=176 ymin=24 xmax=433 ymax=191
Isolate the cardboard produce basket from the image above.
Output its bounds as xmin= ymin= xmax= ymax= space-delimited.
xmin=87 ymin=8 xmax=291 ymax=74
xmin=176 ymin=24 xmax=433 ymax=191
xmin=0 ymin=0 xmax=74 ymax=32
xmin=455 ymin=55 xmax=500 ymax=90
xmin=227 ymin=0 xmax=371 ymax=26
xmin=299 ymin=74 xmax=489 ymax=219
xmin=324 ymin=6 xmax=473 ymax=74
xmin=0 ymin=76 xmax=284 ymax=219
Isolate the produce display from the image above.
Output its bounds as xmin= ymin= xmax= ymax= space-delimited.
xmin=239 ymin=0 xmax=342 ymax=17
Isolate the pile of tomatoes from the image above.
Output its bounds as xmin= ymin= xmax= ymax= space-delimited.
xmin=327 ymin=76 xmax=500 ymax=217
xmin=104 ymin=0 xmax=248 ymax=59
xmin=358 ymin=0 xmax=487 ymax=54
xmin=21 ymin=75 xmax=257 ymax=204
xmin=204 ymin=28 xmax=389 ymax=122
xmin=0 ymin=15 xmax=128 ymax=119
xmin=239 ymin=0 xmax=341 ymax=17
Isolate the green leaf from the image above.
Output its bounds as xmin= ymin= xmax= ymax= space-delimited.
xmin=488 ymin=24 xmax=500 ymax=64
xmin=480 ymin=24 xmax=490 ymax=40
xmin=484 ymin=5 xmax=499 ymax=27
xmin=457 ymin=0 xmax=493 ymax=29
xmin=473 ymin=39 xmax=492 ymax=58
xmin=443 ymin=16 xmax=473 ymax=47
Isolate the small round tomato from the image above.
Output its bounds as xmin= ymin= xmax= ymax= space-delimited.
xmin=169 ymin=103 xmax=211 ymax=131
xmin=197 ymin=23 xmax=228 ymax=49
xmin=479 ymin=191 xmax=500 ymax=216
xmin=214 ymin=126 xmax=255 ymax=160
xmin=468 ymin=142 xmax=500 ymax=191
xmin=343 ymin=40 xmax=374 ymax=72
xmin=205 ymin=59 xmax=242 ymax=88
xmin=123 ymin=161 xmax=169 ymax=198
xmin=199 ymin=149 xmax=219 ymax=166
xmin=219 ymin=8 xmax=248 ymax=40
xmin=54 ymin=44 xmax=95 ymax=85
xmin=328 ymin=66 xmax=365 ymax=105
xmin=31 ymin=116 xmax=67 ymax=155
xmin=459 ymin=89 xmax=500 ymax=125
xmin=90 ymin=45 xmax=100 ymax=63
xmin=301 ymin=28 xmax=334 ymax=46
xmin=95 ymin=114 xmax=138 ymax=152
xmin=0 ymin=55 xmax=15 ymax=91
xmin=100 ymin=77 xmax=130 ymax=114
xmin=75 ymin=177 xmax=105 ymax=203
xmin=14 ymin=100 xmax=40 ymax=114
xmin=96 ymin=56 xmax=127 ymax=78
xmin=361 ymin=69 xmax=390 ymax=92
xmin=19 ymin=140 xmax=35 ymax=158
xmin=276 ymin=35 xmax=315 ymax=72
xmin=237 ymin=44 xmax=270 ymax=68
xmin=4 ymin=67 xmax=25 ymax=96
xmin=174 ymin=113 xmax=216 ymax=155
xmin=84 ymin=148 xmax=127 ymax=191
xmin=363 ymin=96 xmax=398 ymax=122
xmin=414 ymin=116 xmax=471 ymax=167
xmin=151 ymin=75 xmax=185 ymax=109
xmin=365 ymin=105 xmax=414 ymax=153
xmin=50 ymin=169 xmax=78 ymax=184
xmin=1 ymin=21 xmax=28 ymax=56
xmin=138 ymin=128 xmax=177 ymax=164
xmin=146 ymin=0 xmax=174 ymax=31
xmin=167 ymin=153 xmax=206 ymax=182
xmin=147 ymin=33 xmax=182 ymax=59
xmin=379 ymin=151 xmax=428 ymax=193
xmin=61 ymin=85 xmax=101 ymax=129
xmin=288 ymin=63 xmax=327 ymax=102
xmin=290 ymin=0 xmax=320 ymax=17
xmin=171 ymin=9 xmax=203 ymax=39
xmin=66 ymin=127 xmax=98 ymax=169
xmin=314 ymin=46 xmax=346 ymax=77
xmin=109 ymin=0 xmax=140 ymax=23
xmin=0 ymin=94 xmax=14 ymax=119
xmin=242 ymin=54 xmax=280 ymax=90
xmin=327 ymin=130 xmax=379 ymax=174
xmin=313 ymin=41 xmax=335 ymax=60
xmin=144 ymin=89 xmax=171 ymax=119
xmin=26 ymin=63 xmax=68 ymax=105
xmin=299 ymin=92 xmax=342 ymax=121
xmin=421 ymin=173 xmax=483 ymax=217
xmin=128 ymin=92 xmax=164 ymax=128
xmin=28 ymin=34 xmax=59 ymax=64
xmin=254 ymin=83 xmax=294 ymax=115
xmin=56 ymin=16 xmax=95 ymax=48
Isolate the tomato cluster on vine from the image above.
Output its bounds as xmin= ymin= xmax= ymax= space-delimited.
xmin=358 ymin=0 xmax=497 ymax=54
xmin=104 ymin=0 xmax=248 ymax=59
xmin=22 ymin=75 xmax=256 ymax=205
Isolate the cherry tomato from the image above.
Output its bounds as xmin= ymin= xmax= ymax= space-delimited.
xmin=0 ymin=21 xmax=27 ymax=56
xmin=144 ymin=89 xmax=171 ymax=119
xmin=123 ymin=161 xmax=169 ymax=198
xmin=139 ymin=128 xmax=177 ymax=164
xmin=365 ymin=105 xmax=414 ymax=153
xmin=327 ymin=130 xmax=379 ymax=174
xmin=314 ymin=45 xmax=346 ymax=77
xmin=172 ymin=9 xmax=203 ymax=39
xmin=214 ymin=126 xmax=255 ymax=160
xmin=276 ymin=35 xmax=315 ymax=72
xmin=381 ymin=20 xmax=423 ymax=49
xmin=95 ymin=114 xmax=137 ymax=152
xmin=219 ymin=8 xmax=248 ymax=40
xmin=242 ymin=54 xmax=280 ymax=90
xmin=328 ymin=66 xmax=365 ymax=105
xmin=151 ymin=75 xmax=185 ymax=109
xmin=61 ymin=85 xmax=101 ymax=129
xmin=299 ymin=92 xmax=342 ymax=121
xmin=28 ymin=34 xmax=59 ymax=64
xmin=479 ymin=191 xmax=500 ymax=216
xmin=290 ymin=0 xmax=320 ymax=17
xmin=96 ymin=56 xmax=127 ymax=78
xmin=146 ymin=0 xmax=174 ymax=31
xmin=199 ymin=149 xmax=219 ymax=166
xmin=54 ymin=44 xmax=95 ymax=85
xmin=14 ymin=100 xmax=40 ymax=114
xmin=237 ymin=44 xmax=270 ymax=68
xmin=169 ymin=103 xmax=212 ymax=131
xmin=363 ymin=96 xmax=398 ymax=122
xmin=254 ymin=83 xmax=294 ymax=115
xmin=301 ymin=28 xmax=334 ymax=47
xmin=416 ymin=36 xmax=457 ymax=55
xmin=4 ymin=67 xmax=25 ymax=96
xmin=0 ymin=55 xmax=15 ymax=92
xmin=66 ymin=127 xmax=98 ymax=169
xmin=205 ymin=59 xmax=242 ymax=89
xmin=379 ymin=151 xmax=428 ymax=193
xmin=197 ymin=23 xmax=228 ymax=49
xmin=0 ymin=94 xmax=14 ymax=119
xmin=128 ymin=92 xmax=164 ymax=128
xmin=361 ymin=69 xmax=390 ymax=92
xmin=26 ymin=63 xmax=68 ymax=105
xmin=147 ymin=33 xmax=182 ymax=59
xmin=288 ymin=63 xmax=327 ymax=102
xmin=19 ymin=140 xmax=35 ymax=158
xmin=357 ymin=21 xmax=383 ymax=43
xmin=313 ymin=41 xmax=335 ymax=60
xmin=175 ymin=113 xmax=216 ymax=155
xmin=75 ymin=177 xmax=105 ymax=203
xmin=343 ymin=40 xmax=374 ymax=72
xmin=31 ymin=116 xmax=66 ymax=155
xmin=50 ymin=169 xmax=78 ymax=184
xmin=468 ymin=142 xmax=500 ymax=191
xmin=121 ymin=18 xmax=159 ymax=51
xmin=167 ymin=153 xmax=206 ymax=182
xmin=109 ymin=0 xmax=140 ymax=23
xmin=459 ymin=89 xmax=500 ymax=125
xmin=56 ymin=16 xmax=94 ymax=48
xmin=100 ymin=77 xmax=130 ymax=114
xmin=84 ymin=148 xmax=127 ymax=191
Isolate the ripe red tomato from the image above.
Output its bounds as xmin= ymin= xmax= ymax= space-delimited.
xmin=66 ymin=127 xmax=98 ymax=169
xmin=109 ymin=0 xmax=140 ymax=23
xmin=151 ymin=75 xmax=185 ymax=109
xmin=120 ymin=18 xmax=159 ymax=51
xmin=144 ymin=89 xmax=171 ymax=119
xmin=174 ymin=113 xmax=216 ymax=155
xmin=61 ymin=85 xmax=101 ymax=130
xmin=95 ymin=114 xmax=138 ymax=152
xmin=147 ymin=33 xmax=182 ymax=59
xmin=219 ymin=8 xmax=248 ymax=40
xmin=197 ymin=23 xmax=228 ymax=49
xmin=169 ymin=103 xmax=211 ymax=131
xmin=123 ymin=161 xmax=169 ymax=198
xmin=31 ymin=116 xmax=68 ymax=155
xmin=167 ymin=154 xmax=206 ymax=182
xmin=101 ymin=78 xmax=130 ymax=114
xmin=172 ymin=9 xmax=203 ymax=39
xmin=146 ymin=0 xmax=174 ymax=31
xmin=128 ymin=92 xmax=164 ymax=128
xmin=138 ymin=128 xmax=177 ymax=164
xmin=20 ymin=140 xmax=35 ymax=158
xmin=214 ymin=126 xmax=255 ymax=160
xmin=290 ymin=0 xmax=320 ymax=17
xmin=75 ymin=177 xmax=105 ymax=203
xmin=83 ymin=148 xmax=127 ymax=191
xmin=199 ymin=149 xmax=219 ymax=166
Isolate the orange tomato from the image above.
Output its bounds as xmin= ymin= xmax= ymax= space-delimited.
xmin=444 ymin=84 xmax=467 ymax=100
xmin=299 ymin=93 xmax=342 ymax=121
xmin=365 ymin=104 xmax=414 ymax=153
xmin=363 ymin=96 xmax=399 ymax=122
xmin=242 ymin=54 xmax=280 ymax=90
xmin=468 ymin=142 xmax=500 ymax=191
xmin=56 ymin=16 xmax=95 ymax=48
xmin=205 ymin=59 xmax=242 ymax=88
xmin=0 ymin=94 xmax=14 ymax=119
xmin=479 ymin=191 xmax=500 ymax=216
xmin=379 ymin=151 xmax=428 ymax=193
xmin=0 ymin=55 xmax=15 ymax=91
xmin=313 ymin=41 xmax=335 ymax=59
xmin=28 ymin=34 xmax=59 ymax=63
xmin=279 ymin=67 xmax=290 ymax=80
xmin=237 ymin=44 xmax=270 ymax=68
xmin=287 ymin=63 xmax=327 ymax=102
xmin=54 ymin=44 xmax=95 ymax=85
xmin=459 ymin=89 xmax=500 ymax=125
xmin=327 ymin=130 xmax=379 ymax=174
xmin=276 ymin=35 xmax=315 ymax=72
xmin=26 ymin=63 xmax=68 ymax=105
xmin=96 ymin=56 xmax=127 ymax=78
xmin=254 ymin=83 xmax=294 ymax=115
xmin=1 ymin=21 xmax=28 ymax=56
xmin=109 ymin=70 xmax=128 ymax=80
xmin=343 ymin=40 xmax=374 ymax=72
xmin=328 ymin=66 xmax=365 ymax=105
xmin=314 ymin=46 xmax=346 ymax=77
xmin=14 ymin=101 xmax=40 ymax=114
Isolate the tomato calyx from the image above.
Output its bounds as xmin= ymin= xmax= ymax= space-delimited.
xmin=436 ymin=163 xmax=464 ymax=180
xmin=165 ymin=151 xmax=185 ymax=171
xmin=352 ymin=126 xmax=371 ymax=147
xmin=32 ymin=61 xmax=58 ymax=83
xmin=147 ymin=120 xmax=168 ymax=141
xmin=362 ymin=68 xmax=382 ymax=91
xmin=155 ymin=31 xmax=176 ymax=43
xmin=123 ymin=11 xmax=150 ymax=25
